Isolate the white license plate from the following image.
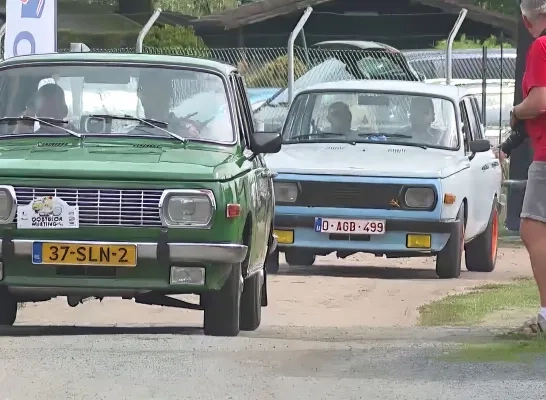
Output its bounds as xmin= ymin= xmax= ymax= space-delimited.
xmin=314 ymin=218 xmax=386 ymax=235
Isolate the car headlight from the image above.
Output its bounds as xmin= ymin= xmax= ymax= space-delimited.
xmin=0 ymin=186 xmax=16 ymax=223
xmin=274 ymin=182 xmax=298 ymax=203
xmin=404 ymin=187 xmax=435 ymax=209
xmin=160 ymin=189 xmax=215 ymax=228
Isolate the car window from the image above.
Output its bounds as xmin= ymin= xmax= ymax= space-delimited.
xmin=283 ymin=90 xmax=458 ymax=150
xmin=460 ymin=100 xmax=473 ymax=152
xmin=464 ymin=97 xmax=483 ymax=140
xmin=0 ymin=65 xmax=234 ymax=143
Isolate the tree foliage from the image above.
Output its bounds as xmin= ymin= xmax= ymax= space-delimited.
xmin=434 ymin=34 xmax=512 ymax=49
xmin=470 ymin=0 xmax=519 ymax=17
xmin=153 ymin=0 xmax=238 ymax=16
xmin=245 ymin=55 xmax=306 ymax=88
xmin=143 ymin=25 xmax=207 ymax=48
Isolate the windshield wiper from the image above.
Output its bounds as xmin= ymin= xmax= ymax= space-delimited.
xmin=289 ymin=133 xmax=345 ymax=140
xmin=0 ymin=116 xmax=81 ymax=138
xmin=88 ymin=114 xmax=187 ymax=143
xmin=358 ymin=133 xmax=413 ymax=139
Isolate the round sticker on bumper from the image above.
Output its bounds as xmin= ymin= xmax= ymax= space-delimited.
xmin=17 ymin=196 xmax=79 ymax=229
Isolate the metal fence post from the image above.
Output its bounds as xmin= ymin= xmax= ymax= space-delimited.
xmin=446 ymin=8 xmax=468 ymax=84
xmin=481 ymin=45 xmax=487 ymax=123
xmin=288 ymin=7 xmax=313 ymax=104
xmin=136 ymin=8 xmax=162 ymax=53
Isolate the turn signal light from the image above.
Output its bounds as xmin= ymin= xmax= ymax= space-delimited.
xmin=226 ymin=204 xmax=241 ymax=218
xmin=443 ymin=194 xmax=456 ymax=204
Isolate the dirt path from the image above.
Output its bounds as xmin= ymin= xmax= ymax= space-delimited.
xmin=14 ymin=246 xmax=532 ymax=328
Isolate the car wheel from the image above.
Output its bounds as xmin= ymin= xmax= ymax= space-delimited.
xmin=465 ymin=200 xmax=499 ymax=273
xmin=285 ymin=251 xmax=316 ymax=267
xmin=436 ymin=205 xmax=465 ymax=279
xmin=0 ymin=289 xmax=17 ymax=326
xmin=265 ymin=249 xmax=280 ymax=274
xmin=240 ymin=269 xmax=263 ymax=331
xmin=203 ymin=262 xmax=242 ymax=337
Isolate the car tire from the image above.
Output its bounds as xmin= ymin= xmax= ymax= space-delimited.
xmin=285 ymin=251 xmax=316 ymax=267
xmin=203 ymin=262 xmax=242 ymax=337
xmin=465 ymin=200 xmax=499 ymax=273
xmin=265 ymin=248 xmax=280 ymax=274
xmin=0 ymin=289 xmax=17 ymax=326
xmin=436 ymin=205 xmax=465 ymax=279
xmin=240 ymin=270 xmax=263 ymax=331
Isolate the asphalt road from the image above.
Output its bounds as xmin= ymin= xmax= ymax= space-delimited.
xmin=0 ymin=249 xmax=541 ymax=399
xmin=1 ymin=326 xmax=545 ymax=400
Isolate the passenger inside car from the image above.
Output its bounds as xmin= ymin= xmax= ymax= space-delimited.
xmin=326 ymin=101 xmax=352 ymax=134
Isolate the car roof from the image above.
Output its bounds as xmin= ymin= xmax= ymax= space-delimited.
xmin=424 ymin=79 xmax=515 ymax=95
xmin=313 ymin=40 xmax=398 ymax=51
xmin=0 ymin=52 xmax=237 ymax=75
xmin=298 ymin=80 xmax=461 ymax=100
xmin=403 ymin=48 xmax=516 ymax=59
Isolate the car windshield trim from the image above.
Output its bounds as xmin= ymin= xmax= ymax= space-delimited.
xmin=0 ymin=62 xmax=238 ymax=145
xmin=282 ymin=90 xmax=460 ymax=151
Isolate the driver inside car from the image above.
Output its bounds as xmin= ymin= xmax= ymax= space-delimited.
xmin=134 ymin=73 xmax=200 ymax=138
xmin=326 ymin=101 xmax=352 ymax=134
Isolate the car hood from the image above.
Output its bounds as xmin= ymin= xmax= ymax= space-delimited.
xmin=0 ymin=138 xmax=243 ymax=181
xmin=265 ymin=143 xmax=468 ymax=179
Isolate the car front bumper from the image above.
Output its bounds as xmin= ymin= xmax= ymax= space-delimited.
xmin=0 ymin=238 xmax=247 ymax=297
xmin=274 ymin=214 xmax=459 ymax=254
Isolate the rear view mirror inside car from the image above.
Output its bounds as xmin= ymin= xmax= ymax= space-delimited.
xmin=358 ymin=94 xmax=390 ymax=106
xmin=84 ymin=72 xmax=131 ymax=84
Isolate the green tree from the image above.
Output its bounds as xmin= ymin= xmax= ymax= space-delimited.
xmin=434 ymin=34 xmax=512 ymax=49
xmin=153 ymin=0 xmax=238 ymax=16
xmin=470 ymin=0 xmax=519 ymax=16
xmin=143 ymin=25 xmax=207 ymax=48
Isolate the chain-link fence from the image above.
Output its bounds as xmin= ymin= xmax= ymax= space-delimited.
xmin=1 ymin=44 xmax=517 ymax=134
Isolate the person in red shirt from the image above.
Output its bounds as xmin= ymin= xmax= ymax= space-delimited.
xmin=501 ymin=0 xmax=546 ymax=331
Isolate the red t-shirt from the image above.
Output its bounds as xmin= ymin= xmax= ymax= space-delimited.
xmin=523 ymin=36 xmax=546 ymax=161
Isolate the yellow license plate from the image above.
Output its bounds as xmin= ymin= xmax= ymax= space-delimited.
xmin=33 ymin=242 xmax=137 ymax=267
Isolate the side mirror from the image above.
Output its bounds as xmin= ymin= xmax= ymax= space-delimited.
xmin=469 ymin=139 xmax=491 ymax=153
xmin=250 ymin=132 xmax=282 ymax=154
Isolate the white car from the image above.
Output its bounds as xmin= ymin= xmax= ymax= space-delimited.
xmin=425 ymin=78 xmax=515 ymax=147
xmin=265 ymin=80 xmax=502 ymax=279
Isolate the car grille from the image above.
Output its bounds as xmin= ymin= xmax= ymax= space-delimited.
xmin=14 ymin=187 xmax=163 ymax=227
xmin=292 ymin=182 xmax=404 ymax=209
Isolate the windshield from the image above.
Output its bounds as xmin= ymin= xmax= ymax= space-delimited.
xmin=0 ymin=64 xmax=234 ymax=143
xmin=282 ymin=90 xmax=458 ymax=149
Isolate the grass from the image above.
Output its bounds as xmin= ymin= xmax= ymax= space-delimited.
xmin=442 ymin=335 xmax=546 ymax=363
xmin=418 ymin=278 xmax=538 ymax=326
xmin=419 ymin=278 xmax=546 ymax=363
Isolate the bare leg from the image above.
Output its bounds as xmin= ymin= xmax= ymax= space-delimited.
xmin=520 ymin=218 xmax=546 ymax=307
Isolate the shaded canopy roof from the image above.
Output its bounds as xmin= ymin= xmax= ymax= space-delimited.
xmin=191 ymin=0 xmax=517 ymax=37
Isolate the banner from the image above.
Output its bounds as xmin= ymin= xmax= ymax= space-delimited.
xmin=4 ymin=0 xmax=57 ymax=59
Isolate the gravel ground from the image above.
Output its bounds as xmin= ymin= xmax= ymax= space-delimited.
xmin=0 ymin=247 xmax=541 ymax=399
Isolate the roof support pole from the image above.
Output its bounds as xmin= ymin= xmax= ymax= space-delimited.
xmin=446 ymin=8 xmax=467 ymax=85
xmin=136 ymin=8 xmax=162 ymax=53
xmin=288 ymin=7 xmax=313 ymax=104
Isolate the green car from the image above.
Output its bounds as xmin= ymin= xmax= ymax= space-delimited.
xmin=0 ymin=52 xmax=281 ymax=336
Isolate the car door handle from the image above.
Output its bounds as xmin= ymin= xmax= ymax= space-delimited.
xmin=261 ymin=171 xmax=277 ymax=179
